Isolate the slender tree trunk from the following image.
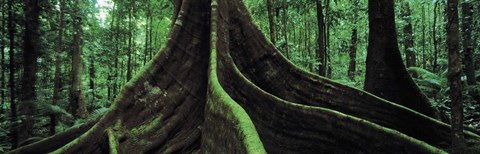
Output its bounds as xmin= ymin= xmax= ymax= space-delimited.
xmin=149 ymin=11 xmax=153 ymax=60
xmin=267 ymin=0 xmax=276 ymax=45
xmin=348 ymin=29 xmax=357 ymax=81
xmin=281 ymin=0 xmax=289 ymax=59
xmin=447 ymin=0 xmax=465 ymax=153
xmin=19 ymin=0 xmax=40 ymax=142
xmin=325 ymin=0 xmax=332 ymax=77
xmin=461 ymin=2 xmax=475 ymax=85
xmin=7 ymin=0 xmax=17 ymax=148
xmin=402 ymin=2 xmax=416 ymax=68
xmin=52 ymin=0 xmax=65 ymax=135
xmin=113 ymin=2 xmax=121 ymax=97
xmin=315 ymin=0 xmax=326 ymax=76
xmin=144 ymin=0 xmax=150 ymax=66
xmin=365 ymin=0 xmax=440 ymax=119
xmin=348 ymin=0 xmax=358 ymax=81
xmin=70 ymin=0 xmax=88 ymax=119
xmin=422 ymin=3 xmax=427 ymax=69
xmin=0 ymin=0 xmax=5 ymax=115
xmin=89 ymin=54 xmax=95 ymax=104
xmin=127 ymin=2 xmax=133 ymax=81
xmin=432 ymin=2 xmax=439 ymax=72
xmin=307 ymin=7 xmax=313 ymax=72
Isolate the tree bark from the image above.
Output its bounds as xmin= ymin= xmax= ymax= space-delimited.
xmin=7 ymin=0 xmax=17 ymax=148
xmin=432 ymin=2 xmax=440 ymax=72
xmin=316 ymin=0 xmax=326 ymax=76
xmin=324 ymin=0 xmax=332 ymax=77
xmin=126 ymin=2 xmax=133 ymax=81
xmin=19 ymin=0 xmax=40 ymax=143
xmin=89 ymin=53 xmax=95 ymax=103
xmin=364 ymin=0 xmax=440 ymax=119
xmin=402 ymin=2 xmax=416 ymax=68
xmin=421 ymin=3 xmax=427 ymax=69
xmin=348 ymin=29 xmax=357 ymax=81
xmin=461 ymin=2 xmax=475 ymax=85
xmin=266 ymin=0 xmax=276 ymax=45
xmin=447 ymin=0 xmax=466 ymax=153
xmin=281 ymin=0 xmax=289 ymax=59
xmin=6 ymin=0 xmax=480 ymax=153
xmin=0 ymin=0 xmax=5 ymax=115
xmin=52 ymin=0 xmax=65 ymax=135
xmin=70 ymin=0 xmax=88 ymax=119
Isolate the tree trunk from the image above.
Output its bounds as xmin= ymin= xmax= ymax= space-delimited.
xmin=447 ymin=0 xmax=466 ymax=153
xmin=89 ymin=53 xmax=95 ymax=103
xmin=144 ymin=1 xmax=149 ymax=66
xmin=432 ymin=2 xmax=440 ymax=72
xmin=113 ymin=2 xmax=120 ymax=99
xmin=0 ymin=0 xmax=5 ymax=115
xmin=52 ymin=0 xmax=65 ymax=135
xmin=402 ymin=2 xmax=416 ymax=68
xmin=461 ymin=2 xmax=475 ymax=85
xmin=348 ymin=29 xmax=357 ymax=81
xmin=421 ymin=3 xmax=427 ymax=69
xmin=149 ymin=9 xmax=153 ymax=61
xmin=19 ymin=0 xmax=40 ymax=143
xmin=324 ymin=0 xmax=332 ymax=77
xmin=126 ymin=1 xmax=133 ymax=81
xmin=364 ymin=0 xmax=440 ymax=119
xmin=6 ymin=0 xmax=480 ymax=153
xmin=307 ymin=7 xmax=313 ymax=72
xmin=70 ymin=0 xmax=88 ymax=119
xmin=266 ymin=0 xmax=276 ymax=45
xmin=316 ymin=0 xmax=326 ymax=76
xmin=281 ymin=0 xmax=289 ymax=59
xmin=7 ymin=0 xmax=17 ymax=148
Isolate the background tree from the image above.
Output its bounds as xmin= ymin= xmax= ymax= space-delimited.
xmin=69 ymin=0 xmax=88 ymax=119
xmin=52 ymin=0 xmax=65 ymax=135
xmin=267 ymin=0 xmax=276 ymax=44
xmin=316 ymin=0 xmax=326 ymax=76
xmin=461 ymin=2 xmax=475 ymax=85
xmin=19 ymin=0 xmax=41 ymax=143
xmin=402 ymin=2 xmax=416 ymax=69
xmin=365 ymin=0 xmax=439 ymax=119
xmin=447 ymin=0 xmax=466 ymax=152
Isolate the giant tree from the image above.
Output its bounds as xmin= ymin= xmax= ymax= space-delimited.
xmin=7 ymin=0 xmax=480 ymax=153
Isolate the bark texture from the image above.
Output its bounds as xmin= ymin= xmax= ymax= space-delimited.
xmin=52 ymin=0 xmax=65 ymax=135
xmin=266 ymin=0 xmax=276 ymax=45
xmin=19 ymin=0 xmax=40 ymax=143
xmin=461 ymin=2 xmax=475 ymax=85
xmin=69 ymin=0 xmax=88 ymax=119
xmin=447 ymin=0 xmax=466 ymax=153
xmin=7 ymin=0 xmax=480 ymax=153
xmin=316 ymin=0 xmax=326 ymax=76
xmin=348 ymin=28 xmax=357 ymax=81
xmin=402 ymin=2 xmax=416 ymax=68
xmin=364 ymin=0 xmax=440 ymax=120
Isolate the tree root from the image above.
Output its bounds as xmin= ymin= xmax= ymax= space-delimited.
xmin=6 ymin=0 xmax=480 ymax=153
